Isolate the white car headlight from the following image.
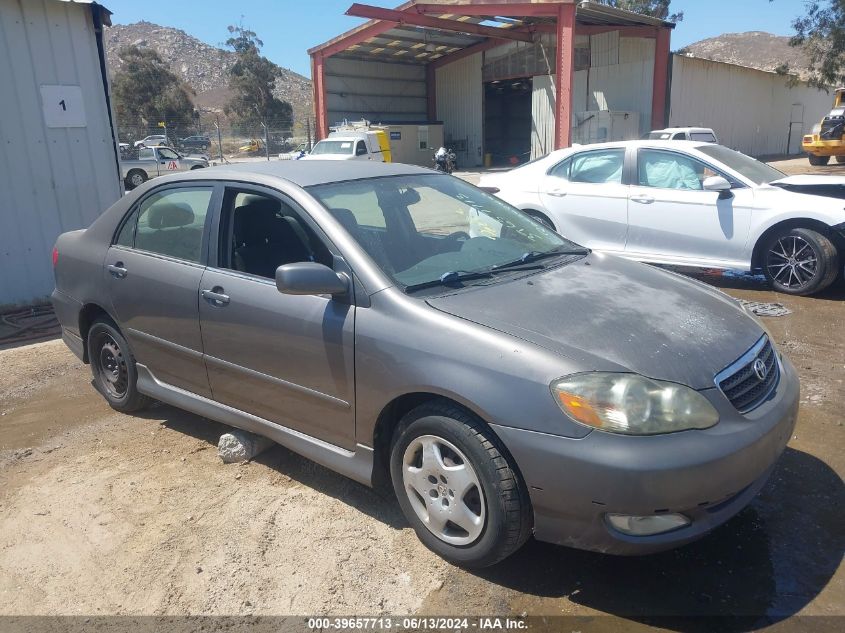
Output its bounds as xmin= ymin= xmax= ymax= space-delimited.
xmin=551 ymin=373 xmax=719 ymax=435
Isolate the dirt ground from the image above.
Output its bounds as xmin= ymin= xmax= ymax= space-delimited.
xmin=0 ymin=160 xmax=843 ymax=630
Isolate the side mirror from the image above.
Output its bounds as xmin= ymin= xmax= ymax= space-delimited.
xmin=275 ymin=262 xmax=349 ymax=296
xmin=703 ymin=176 xmax=733 ymax=199
xmin=703 ymin=176 xmax=731 ymax=192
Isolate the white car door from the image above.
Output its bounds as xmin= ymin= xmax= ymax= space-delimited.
xmin=625 ymin=148 xmax=753 ymax=268
xmin=538 ymin=148 xmax=628 ymax=252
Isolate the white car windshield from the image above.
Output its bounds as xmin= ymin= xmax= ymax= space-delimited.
xmin=310 ymin=140 xmax=355 ymax=155
xmin=696 ymin=144 xmax=785 ymax=185
xmin=308 ymin=174 xmax=585 ymax=291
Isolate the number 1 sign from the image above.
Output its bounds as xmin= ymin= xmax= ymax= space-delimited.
xmin=40 ymin=85 xmax=87 ymax=128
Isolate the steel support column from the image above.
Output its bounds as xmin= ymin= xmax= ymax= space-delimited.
xmin=651 ymin=27 xmax=671 ymax=130
xmin=554 ymin=3 xmax=576 ymax=149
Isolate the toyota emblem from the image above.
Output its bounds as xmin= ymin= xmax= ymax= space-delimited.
xmin=752 ymin=359 xmax=768 ymax=382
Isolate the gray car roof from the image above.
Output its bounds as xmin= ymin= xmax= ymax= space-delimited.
xmin=205 ymin=160 xmax=434 ymax=187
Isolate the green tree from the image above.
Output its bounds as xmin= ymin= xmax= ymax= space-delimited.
xmin=788 ymin=0 xmax=845 ymax=87
xmin=111 ymin=45 xmax=196 ymax=140
xmin=224 ymin=25 xmax=293 ymax=133
xmin=602 ymin=1 xmax=683 ymax=22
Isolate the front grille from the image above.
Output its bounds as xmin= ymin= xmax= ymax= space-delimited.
xmin=717 ymin=337 xmax=779 ymax=413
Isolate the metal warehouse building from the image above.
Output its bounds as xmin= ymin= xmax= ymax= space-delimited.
xmin=0 ymin=0 xmax=121 ymax=307
xmin=310 ymin=0 xmax=675 ymax=168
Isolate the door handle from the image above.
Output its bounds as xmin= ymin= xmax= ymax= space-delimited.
xmin=202 ymin=287 xmax=230 ymax=306
xmin=546 ymin=188 xmax=567 ymax=197
xmin=107 ymin=263 xmax=127 ymax=278
xmin=630 ymin=194 xmax=655 ymax=204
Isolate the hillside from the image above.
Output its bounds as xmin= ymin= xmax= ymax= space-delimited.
xmin=679 ymin=31 xmax=811 ymax=80
xmin=104 ymin=21 xmax=313 ymax=132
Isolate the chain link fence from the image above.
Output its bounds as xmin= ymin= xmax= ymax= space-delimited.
xmin=116 ymin=113 xmax=316 ymax=163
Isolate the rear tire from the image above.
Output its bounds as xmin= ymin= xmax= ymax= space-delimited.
xmin=523 ymin=209 xmax=556 ymax=232
xmin=87 ymin=318 xmax=151 ymax=413
xmin=762 ymin=227 xmax=839 ymax=295
xmin=389 ymin=401 xmax=532 ymax=568
xmin=125 ymin=169 xmax=147 ymax=189
xmin=190 ymin=165 xmax=205 ymax=170
xmin=808 ymin=154 xmax=830 ymax=166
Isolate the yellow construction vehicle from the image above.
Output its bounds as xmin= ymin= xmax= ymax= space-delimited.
xmin=802 ymin=87 xmax=845 ymax=166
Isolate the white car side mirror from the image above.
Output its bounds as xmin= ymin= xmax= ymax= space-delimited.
xmin=703 ymin=176 xmax=732 ymax=192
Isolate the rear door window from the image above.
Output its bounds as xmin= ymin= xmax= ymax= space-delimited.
xmin=117 ymin=187 xmax=213 ymax=263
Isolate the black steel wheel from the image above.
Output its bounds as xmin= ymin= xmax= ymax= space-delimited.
xmin=87 ymin=318 xmax=151 ymax=412
xmin=762 ymin=228 xmax=839 ymax=296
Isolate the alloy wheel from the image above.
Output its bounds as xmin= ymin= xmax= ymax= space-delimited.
xmin=766 ymin=235 xmax=819 ymax=290
xmin=402 ymin=434 xmax=486 ymax=546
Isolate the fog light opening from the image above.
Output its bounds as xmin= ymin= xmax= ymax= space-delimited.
xmin=606 ymin=513 xmax=690 ymax=536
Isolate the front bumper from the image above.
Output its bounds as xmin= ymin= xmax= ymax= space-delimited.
xmin=492 ymin=355 xmax=800 ymax=555
xmin=802 ymin=139 xmax=845 ymax=156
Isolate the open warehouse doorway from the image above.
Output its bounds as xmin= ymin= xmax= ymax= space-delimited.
xmin=484 ymin=78 xmax=532 ymax=167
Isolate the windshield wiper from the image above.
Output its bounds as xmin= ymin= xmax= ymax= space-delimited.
xmin=404 ymin=269 xmax=494 ymax=293
xmin=491 ymin=247 xmax=589 ymax=272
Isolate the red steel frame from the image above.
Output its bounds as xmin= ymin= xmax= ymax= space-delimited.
xmin=310 ymin=1 xmax=672 ymax=146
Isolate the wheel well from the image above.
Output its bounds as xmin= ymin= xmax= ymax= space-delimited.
xmin=78 ymin=303 xmax=114 ymax=363
xmin=370 ymin=392 xmax=522 ymax=493
xmin=521 ymin=208 xmax=556 ymax=231
xmin=751 ymin=219 xmax=843 ymax=271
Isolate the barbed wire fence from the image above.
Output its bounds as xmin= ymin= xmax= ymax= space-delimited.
xmin=116 ymin=112 xmax=316 ymax=162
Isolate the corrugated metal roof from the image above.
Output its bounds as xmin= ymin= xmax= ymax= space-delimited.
xmin=576 ymin=1 xmax=675 ymax=29
xmin=55 ymin=0 xmax=112 ymax=25
xmin=311 ymin=1 xmax=673 ymax=64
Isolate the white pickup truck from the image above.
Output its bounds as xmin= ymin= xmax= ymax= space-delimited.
xmin=120 ymin=145 xmax=209 ymax=189
xmin=301 ymin=130 xmax=390 ymax=162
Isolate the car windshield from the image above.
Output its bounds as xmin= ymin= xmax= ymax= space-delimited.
xmin=310 ymin=140 xmax=355 ymax=155
xmin=308 ymin=174 xmax=583 ymax=291
xmin=696 ymin=144 xmax=785 ymax=184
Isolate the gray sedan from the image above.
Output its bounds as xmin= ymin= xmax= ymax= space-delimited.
xmin=51 ymin=161 xmax=799 ymax=567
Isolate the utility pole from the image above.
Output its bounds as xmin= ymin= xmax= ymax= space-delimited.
xmin=262 ymin=121 xmax=270 ymax=161
xmin=306 ymin=119 xmax=312 ymax=151
xmin=215 ymin=115 xmax=223 ymax=163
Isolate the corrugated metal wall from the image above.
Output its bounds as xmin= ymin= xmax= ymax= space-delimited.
xmin=670 ymin=55 xmax=832 ymax=156
xmin=531 ymin=74 xmax=556 ymax=159
xmin=324 ymin=57 xmax=427 ymax=125
xmin=0 ymin=0 xmax=121 ymax=307
xmin=582 ymin=35 xmax=654 ymax=135
xmin=435 ymin=53 xmax=483 ymax=167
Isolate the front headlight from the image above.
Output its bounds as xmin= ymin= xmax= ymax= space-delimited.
xmin=551 ymin=373 xmax=719 ymax=435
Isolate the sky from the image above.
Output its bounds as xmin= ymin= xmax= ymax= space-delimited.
xmin=103 ymin=0 xmax=804 ymax=78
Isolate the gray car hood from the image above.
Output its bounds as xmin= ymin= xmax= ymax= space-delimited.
xmin=426 ymin=253 xmax=763 ymax=389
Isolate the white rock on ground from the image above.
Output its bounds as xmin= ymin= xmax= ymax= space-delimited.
xmin=217 ymin=430 xmax=274 ymax=463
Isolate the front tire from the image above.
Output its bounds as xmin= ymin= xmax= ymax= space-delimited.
xmin=808 ymin=154 xmax=830 ymax=166
xmin=87 ymin=318 xmax=151 ymax=413
xmin=390 ymin=402 xmax=531 ymax=567
xmin=762 ymin=227 xmax=840 ymax=295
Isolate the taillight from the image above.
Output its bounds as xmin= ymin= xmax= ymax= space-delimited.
xmin=52 ymin=246 xmax=58 ymax=268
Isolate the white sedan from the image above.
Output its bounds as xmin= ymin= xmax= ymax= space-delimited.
xmin=479 ymin=140 xmax=845 ymax=295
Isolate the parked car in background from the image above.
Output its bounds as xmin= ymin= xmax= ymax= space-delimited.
xmin=51 ymin=161 xmax=798 ymax=567
xmin=279 ymin=142 xmax=311 ymax=160
xmin=479 ymin=140 xmax=845 ymax=295
xmin=120 ymin=145 xmax=208 ymax=189
xmin=648 ymin=127 xmax=718 ymax=143
xmin=178 ymin=135 xmax=211 ymax=152
xmin=134 ymin=134 xmax=170 ymax=149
